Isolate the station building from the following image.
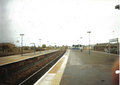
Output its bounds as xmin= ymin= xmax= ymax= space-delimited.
xmin=94 ymin=43 xmax=119 ymax=52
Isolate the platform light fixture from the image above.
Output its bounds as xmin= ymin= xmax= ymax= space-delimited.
xmin=20 ymin=34 xmax=24 ymax=56
xmin=39 ymin=39 xmax=41 ymax=53
xmin=47 ymin=41 xmax=49 ymax=51
xmin=87 ymin=31 xmax=91 ymax=54
xmin=80 ymin=37 xmax=82 ymax=52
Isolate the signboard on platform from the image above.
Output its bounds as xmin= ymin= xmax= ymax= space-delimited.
xmin=109 ymin=38 xmax=118 ymax=42
xmin=108 ymin=38 xmax=119 ymax=60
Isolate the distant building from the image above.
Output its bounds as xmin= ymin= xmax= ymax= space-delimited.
xmin=94 ymin=43 xmax=119 ymax=52
xmin=94 ymin=43 xmax=108 ymax=51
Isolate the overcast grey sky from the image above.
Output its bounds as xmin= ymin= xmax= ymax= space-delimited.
xmin=0 ymin=0 xmax=119 ymax=47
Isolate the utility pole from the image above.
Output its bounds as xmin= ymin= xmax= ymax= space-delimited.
xmin=39 ymin=39 xmax=41 ymax=53
xmin=87 ymin=31 xmax=91 ymax=54
xmin=80 ymin=37 xmax=82 ymax=52
xmin=20 ymin=34 xmax=24 ymax=56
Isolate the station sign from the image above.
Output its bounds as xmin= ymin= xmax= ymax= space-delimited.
xmin=109 ymin=38 xmax=118 ymax=42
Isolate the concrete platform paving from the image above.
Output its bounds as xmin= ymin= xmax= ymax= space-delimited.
xmin=60 ymin=49 xmax=118 ymax=85
xmin=0 ymin=50 xmax=58 ymax=66
xmin=34 ymin=49 xmax=119 ymax=85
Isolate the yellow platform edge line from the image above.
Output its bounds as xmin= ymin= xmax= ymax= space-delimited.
xmin=34 ymin=50 xmax=69 ymax=85
xmin=51 ymin=50 xmax=70 ymax=85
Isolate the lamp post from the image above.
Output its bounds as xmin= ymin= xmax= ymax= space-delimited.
xmin=39 ymin=39 xmax=41 ymax=53
xmin=80 ymin=37 xmax=82 ymax=52
xmin=51 ymin=42 xmax=53 ymax=50
xmin=47 ymin=41 xmax=49 ymax=51
xmin=54 ymin=43 xmax=56 ymax=50
xmin=20 ymin=34 xmax=24 ymax=56
xmin=87 ymin=31 xmax=91 ymax=54
xmin=115 ymin=5 xmax=119 ymax=55
xmin=77 ymin=40 xmax=78 ymax=50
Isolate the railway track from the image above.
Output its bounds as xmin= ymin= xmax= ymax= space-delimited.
xmin=0 ymin=50 xmax=66 ymax=85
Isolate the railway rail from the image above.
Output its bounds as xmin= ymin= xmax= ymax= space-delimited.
xmin=0 ymin=49 xmax=66 ymax=85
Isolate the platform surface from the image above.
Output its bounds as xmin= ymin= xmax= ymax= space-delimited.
xmin=60 ymin=49 xmax=118 ymax=85
xmin=34 ymin=49 xmax=118 ymax=85
xmin=0 ymin=50 xmax=58 ymax=66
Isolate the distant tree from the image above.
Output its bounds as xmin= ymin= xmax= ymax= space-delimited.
xmin=72 ymin=44 xmax=75 ymax=47
xmin=80 ymin=45 xmax=82 ymax=47
xmin=30 ymin=46 xmax=34 ymax=50
xmin=2 ymin=44 xmax=10 ymax=52
xmin=2 ymin=44 xmax=5 ymax=52
xmin=65 ymin=45 xmax=68 ymax=49
xmin=55 ymin=45 xmax=57 ymax=47
xmin=62 ymin=45 xmax=65 ymax=47
xmin=42 ymin=44 xmax=46 ymax=48
xmin=74 ymin=45 xmax=79 ymax=48
xmin=24 ymin=46 xmax=29 ymax=50
xmin=36 ymin=46 xmax=40 ymax=51
xmin=76 ymin=45 xmax=79 ymax=47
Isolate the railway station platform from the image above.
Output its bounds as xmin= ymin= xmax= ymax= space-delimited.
xmin=0 ymin=50 xmax=58 ymax=66
xmin=34 ymin=49 xmax=70 ymax=85
xmin=34 ymin=49 xmax=118 ymax=85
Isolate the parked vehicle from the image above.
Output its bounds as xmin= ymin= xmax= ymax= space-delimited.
xmin=107 ymin=48 xmax=116 ymax=53
xmin=114 ymin=48 xmax=120 ymax=54
xmin=104 ymin=48 xmax=119 ymax=54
